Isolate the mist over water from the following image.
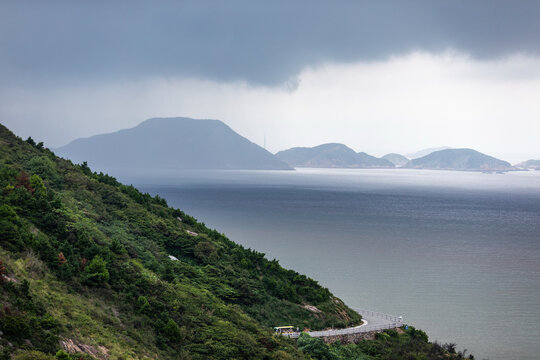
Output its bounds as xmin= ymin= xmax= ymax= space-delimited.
xmin=127 ymin=169 xmax=540 ymax=360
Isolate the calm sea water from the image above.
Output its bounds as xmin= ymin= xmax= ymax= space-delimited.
xmin=125 ymin=168 xmax=540 ymax=360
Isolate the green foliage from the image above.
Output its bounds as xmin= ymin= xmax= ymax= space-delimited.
xmin=0 ymin=272 xmax=60 ymax=354
xmin=13 ymin=350 xmax=55 ymax=360
xmin=83 ymin=255 xmax=110 ymax=285
xmin=194 ymin=240 xmax=218 ymax=263
xmin=25 ymin=136 xmax=36 ymax=147
xmin=30 ymin=174 xmax=47 ymax=195
xmin=54 ymin=350 xmax=71 ymax=360
xmin=298 ymin=333 xmax=336 ymax=360
xmin=0 ymin=124 xmax=471 ymax=360
xmin=137 ymin=295 xmax=151 ymax=314
xmin=27 ymin=156 xmax=59 ymax=184
xmin=1 ymin=315 xmax=32 ymax=339
xmin=326 ymin=327 xmax=472 ymax=360
xmin=162 ymin=318 xmax=184 ymax=343
xmin=0 ymin=204 xmax=23 ymax=250
xmin=0 ymin=124 xmax=315 ymax=358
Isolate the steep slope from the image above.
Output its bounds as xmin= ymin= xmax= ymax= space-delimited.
xmin=382 ymin=153 xmax=409 ymax=167
xmin=0 ymin=124 xmax=359 ymax=360
xmin=55 ymin=117 xmax=292 ymax=171
xmin=405 ymin=148 xmax=515 ymax=171
xmin=276 ymin=144 xmax=394 ymax=168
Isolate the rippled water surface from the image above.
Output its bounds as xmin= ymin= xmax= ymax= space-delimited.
xmin=126 ymin=168 xmax=540 ymax=360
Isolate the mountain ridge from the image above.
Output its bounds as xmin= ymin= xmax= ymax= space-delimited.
xmin=56 ymin=117 xmax=292 ymax=171
xmin=515 ymin=159 xmax=540 ymax=169
xmin=276 ymin=143 xmax=394 ymax=169
xmin=404 ymin=148 xmax=515 ymax=171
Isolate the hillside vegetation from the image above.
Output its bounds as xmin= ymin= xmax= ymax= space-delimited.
xmin=0 ymin=123 xmax=472 ymax=360
xmin=0 ymin=124 xmax=357 ymax=359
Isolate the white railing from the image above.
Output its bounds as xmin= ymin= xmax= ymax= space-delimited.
xmin=283 ymin=309 xmax=403 ymax=339
xmin=285 ymin=323 xmax=403 ymax=339
xmin=354 ymin=309 xmax=403 ymax=323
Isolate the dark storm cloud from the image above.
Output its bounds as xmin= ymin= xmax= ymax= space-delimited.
xmin=1 ymin=0 xmax=540 ymax=86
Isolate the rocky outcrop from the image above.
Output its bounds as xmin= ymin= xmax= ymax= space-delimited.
xmin=60 ymin=339 xmax=109 ymax=360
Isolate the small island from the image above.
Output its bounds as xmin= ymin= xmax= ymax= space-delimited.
xmin=276 ymin=143 xmax=395 ymax=168
xmin=403 ymin=148 xmax=516 ymax=171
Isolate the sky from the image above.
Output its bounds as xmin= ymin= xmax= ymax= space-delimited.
xmin=1 ymin=1 xmax=540 ymax=163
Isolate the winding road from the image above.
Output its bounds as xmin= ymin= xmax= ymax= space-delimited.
xmin=286 ymin=309 xmax=403 ymax=339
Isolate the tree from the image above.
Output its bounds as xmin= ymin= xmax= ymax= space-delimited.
xmin=83 ymin=256 xmax=110 ymax=285
xmin=79 ymin=161 xmax=92 ymax=176
xmin=30 ymin=174 xmax=46 ymax=196
xmin=25 ymin=137 xmax=36 ymax=147
xmin=297 ymin=333 xmax=336 ymax=360
xmin=54 ymin=350 xmax=71 ymax=360
xmin=137 ymin=296 xmax=150 ymax=314
xmin=163 ymin=318 xmax=183 ymax=343
xmin=28 ymin=157 xmax=58 ymax=183
xmin=194 ymin=241 xmax=218 ymax=263
xmin=0 ymin=204 xmax=22 ymax=250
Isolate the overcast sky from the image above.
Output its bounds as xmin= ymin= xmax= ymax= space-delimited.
xmin=1 ymin=1 xmax=540 ymax=162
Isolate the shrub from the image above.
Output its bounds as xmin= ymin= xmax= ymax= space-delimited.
xmin=30 ymin=174 xmax=47 ymax=195
xmin=163 ymin=318 xmax=183 ymax=343
xmin=1 ymin=315 xmax=32 ymax=339
xmin=27 ymin=156 xmax=58 ymax=184
xmin=137 ymin=296 xmax=151 ymax=314
xmin=83 ymin=255 xmax=110 ymax=285
xmin=297 ymin=333 xmax=336 ymax=360
xmin=55 ymin=350 xmax=72 ymax=360
xmin=13 ymin=350 xmax=55 ymax=360
xmin=0 ymin=204 xmax=22 ymax=250
xmin=194 ymin=241 xmax=218 ymax=263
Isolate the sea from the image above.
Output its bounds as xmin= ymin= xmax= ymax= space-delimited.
xmin=121 ymin=168 xmax=540 ymax=360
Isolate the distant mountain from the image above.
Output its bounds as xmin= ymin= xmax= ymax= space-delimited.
xmin=406 ymin=146 xmax=452 ymax=159
xmin=382 ymin=153 xmax=409 ymax=167
xmin=275 ymin=143 xmax=394 ymax=168
xmin=515 ymin=159 xmax=540 ymax=169
xmin=404 ymin=148 xmax=515 ymax=171
xmin=56 ymin=117 xmax=292 ymax=171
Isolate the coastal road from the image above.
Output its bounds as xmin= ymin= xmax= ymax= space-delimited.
xmin=354 ymin=309 xmax=403 ymax=327
xmin=286 ymin=309 xmax=403 ymax=339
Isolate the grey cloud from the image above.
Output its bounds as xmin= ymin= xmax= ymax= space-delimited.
xmin=1 ymin=0 xmax=540 ymax=86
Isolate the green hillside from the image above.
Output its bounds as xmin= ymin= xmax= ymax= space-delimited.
xmin=0 ymin=124 xmax=360 ymax=359
xmin=0 ymin=123 xmax=472 ymax=360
